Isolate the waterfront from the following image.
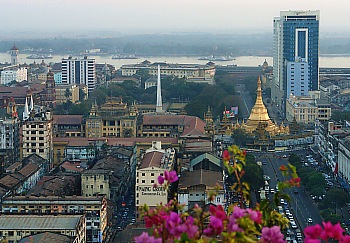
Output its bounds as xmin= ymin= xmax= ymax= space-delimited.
xmin=1 ymin=53 xmax=350 ymax=69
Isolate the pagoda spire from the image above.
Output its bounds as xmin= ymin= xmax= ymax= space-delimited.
xmin=156 ymin=65 xmax=163 ymax=113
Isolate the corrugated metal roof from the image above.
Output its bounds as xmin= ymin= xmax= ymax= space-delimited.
xmin=0 ymin=215 xmax=82 ymax=230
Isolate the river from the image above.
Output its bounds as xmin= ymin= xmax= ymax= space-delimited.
xmin=1 ymin=53 xmax=350 ymax=69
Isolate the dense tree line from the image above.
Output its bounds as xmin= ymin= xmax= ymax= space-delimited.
xmin=54 ymin=72 xmax=245 ymax=119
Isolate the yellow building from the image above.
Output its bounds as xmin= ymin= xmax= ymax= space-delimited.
xmin=85 ymin=97 xmax=138 ymax=138
xmin=286 ymin=93 xmax=331 ymax=123
xmin=82 ymin=170 xmax=111 ymax=199
xmin=55 ymin=84 xmax=80 ymax=104
xmin=121 ymin=60 xmax=216 ymax=84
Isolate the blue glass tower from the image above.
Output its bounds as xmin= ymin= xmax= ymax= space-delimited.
xmin=272 ymin=10 xmax=320 ymax=116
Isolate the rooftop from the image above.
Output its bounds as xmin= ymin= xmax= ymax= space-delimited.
xmin=19 ymin=232 xmax=73 ymax=243
xmin=0 ymin=215 xmax=83 ymax=230
xmin=53 ymin=115 xmax=82 ymax=125
xmin=139 ymin=151 xmax=165 ymax=169
xmin=178 ymin=169 xmax=223 ymax=190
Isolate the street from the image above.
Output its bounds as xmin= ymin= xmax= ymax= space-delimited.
xmin=257 ymin=149 xmax=323 ymax=240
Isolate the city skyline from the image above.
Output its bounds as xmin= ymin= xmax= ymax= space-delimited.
xmin=2 ymin=0 xmax=350 ymax=38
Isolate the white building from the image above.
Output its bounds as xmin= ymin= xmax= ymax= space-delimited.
xmin=135 ymin=142 xmax=176 ymax=219
xmin=61 ymin=56 xmax=96 ymax=93
xmin=338 ymin=137 xmax=350 ymax=187
xmin=1 ymin=67 xmax=27 ymax=85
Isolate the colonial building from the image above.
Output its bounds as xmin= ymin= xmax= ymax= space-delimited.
xmin=286 ymin=92 xmax=331 ymax=123
xmin=2 ymin=195 xmax=107 ymax=243
xmin=85 ymin=97 xmax=138 ymax=138
xmin=0 ymin=215 xmax=86 ymax=243
xmin=1 ymin=67 xmax=27 ymax=85
xmin=53 ymin=115 xmax=84 ymax=138
xmin=121 ymin=60 xmax=216 ymax=84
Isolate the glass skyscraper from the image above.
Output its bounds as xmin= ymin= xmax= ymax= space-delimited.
xmin=272 ymin=10 xmax=320 ymax=116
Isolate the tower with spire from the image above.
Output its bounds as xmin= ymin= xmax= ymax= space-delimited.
xmin=156 ymin=65 xmax=163 ymax=113
xmin=10 ymin=45 xmax=19 ymax=66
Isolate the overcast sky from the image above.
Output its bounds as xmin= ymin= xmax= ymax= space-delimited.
xmin=2 ymin=0 xmax=349 ymax=36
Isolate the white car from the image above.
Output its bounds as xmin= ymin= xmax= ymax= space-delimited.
xmin=291 ymin=222 xmax=298 ymax=229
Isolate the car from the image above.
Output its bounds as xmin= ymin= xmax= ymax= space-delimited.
xmin=262 ymin=161 xmax=267 ymax=165
xmin=293 ymin=189 xmax=298 ymax=194
xmin=291 ymin=223 xmax=298 ymax=229
xmin=263 ymin=175 xmax=271 ymax=181
xmin=285 ymin=209 xmax=291 ymax=215
xmin=280 ymin=199 xmax=285 ymax=205
xmin=282 ymin=155 xmax=287 ymax=158
xmin=288 ymin=214 xmax=294 ymax=220
xmin=308 ymin=218 xmax=313 ymax=224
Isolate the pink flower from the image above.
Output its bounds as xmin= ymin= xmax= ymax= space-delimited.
xmin=261 ymin=226 xmax=285 ymax=243
xmin=304 ymin=239 xmax=321 ymax=243
xmin=340 ymin=235 xmax=350 ymax=243
xmin=232 ymin=206 xmax=245 ymax=219
xmin=164 ymin=170 xmax=178 ymax=183
xmin=304 ymin=224 xmax=323 ymax=240
xmin=321 ymin=222 xmax=344 ymax=241
xmin=134 ymin=232 xmax=162 ymax=243
xmin=209 ymin=204 xmax=226 ymax=221
xmin=247 ymin=208 xmax=262 ymax=224
xmin=203 ymin=216 xmax=224 ymax=236
xmin=157 ymin=175 xmax=165 ymax=185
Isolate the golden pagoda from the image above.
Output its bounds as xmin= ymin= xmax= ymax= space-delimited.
xmin=241 ymin=77 xmax=282 ymax=136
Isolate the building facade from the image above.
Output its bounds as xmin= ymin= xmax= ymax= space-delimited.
xmin=0 ymin=215 xmax=86 ymax=243
xmin=1 ymin=68 xmax=27 ymax=85
xmin=121 ymin=61 xmax=216 ymax=84
xmin=85 ymin=97 xmax=138 ymax=138
xmin=55 ymin=84 xmax=80 ymax=104
xmin=286 ymin=92 xmax=331 ymax=123
xmin=272 ymin=10 xmax=320 ymax=116
xmin=2 ymin=196 xmax=107 ymax=243
xmin=22 ymin=105 xmax=53 ymax=169
xmin=61 ymin=56 xmax=96 ymax=93
xmin=135 ymin=143 xmax=176 ymax=218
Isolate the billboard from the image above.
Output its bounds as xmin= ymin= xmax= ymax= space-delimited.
xmin=223 ymin=106 xmax=239 ymax=118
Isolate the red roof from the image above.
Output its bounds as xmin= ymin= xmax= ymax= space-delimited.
xmin=53 ymin=115 xmax=82 ymax=125
xmin=139 ymin=151 xmax=164 ymax=169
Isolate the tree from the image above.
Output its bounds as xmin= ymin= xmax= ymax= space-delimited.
xmin=64 ymin=88 xmax=72 ymax=101
xmin=79 ymin=88 xmax=86 ymax=101
xmin=323 ymin=189 xmax=350 ymax=209
xmin=242 ymin=154 xmax=264 ymax=190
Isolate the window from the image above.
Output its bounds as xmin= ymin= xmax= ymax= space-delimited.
xmin=216 ymin=197 xmax=221 ymax=203
xmin=100 ymin=185 xmax=103 ymax=189
xmin=142 ymin=173 xmax=145 ymax=176
xmin=151 ymin=180 xmax=154 ymax=183
xmin=141 ymin=180 xmax=145 ymax=183
xmin=151 ymin=173 xmax=154 ymax=176
xmin=8 ymin=231 xmax=14 ymax=236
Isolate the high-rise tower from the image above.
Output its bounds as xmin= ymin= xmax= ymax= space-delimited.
xmin=272 ymin=10 xmax=320 ymax=117
xmin=10 ymin=45 xmax=19 ymax=66
xmin=156 ymin=65 xmax=163 ymax=113
xmin=61 ymin=56 xmax=96 ymax=93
